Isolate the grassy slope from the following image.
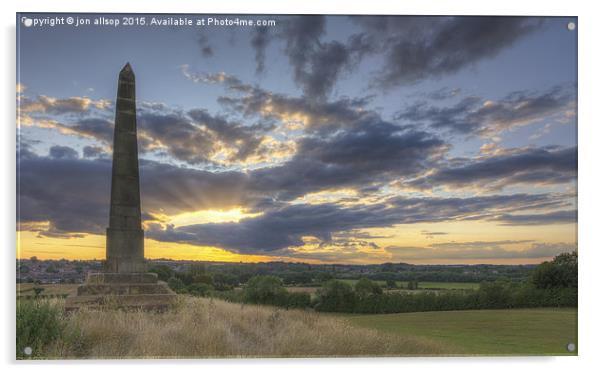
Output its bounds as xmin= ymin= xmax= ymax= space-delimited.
xmin=33 ymin=296 xmax=449 ymax=358
xmin=345 ymin=308 xmax=578 ymax=356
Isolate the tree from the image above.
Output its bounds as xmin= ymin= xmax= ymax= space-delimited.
xmin=148 ymin=265 xmax=174 ymax=282
xmin=385 ymin=279 xmax=397 ymax=289
xmin=354 ymin=278 xmax=383 ymax=299
xmin=167 ymin=276 xmax=185 ymax=292
xmin=212 ymin=272 xmax=238 ymax=290
xmin=531 ymin=251 xmax=577 ymax=289
xmin=45 ymin=265 xmax=58 ymax=274
xmin=316 ymin=272 xmax=334 ymax=283
xmin=315 ymin=280 xmax=356 ymax=312
xmin=407 ymin=280 xmax=419 ymax=290
xmin=243 ymin=275 xmax=286 ymax=304
xmin=186 ymin=282 xmax=214 ymax=296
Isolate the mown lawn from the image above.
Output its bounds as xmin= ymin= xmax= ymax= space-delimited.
xmin=345 ymin=308 xmax=577 ymax=355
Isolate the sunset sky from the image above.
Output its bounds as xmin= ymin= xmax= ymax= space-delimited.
xmin=17 ymin=14 xmax=577 ymax=264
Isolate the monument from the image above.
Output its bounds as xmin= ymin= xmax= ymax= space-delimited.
xmin=65 ymin=63 xmax=176 ymax=311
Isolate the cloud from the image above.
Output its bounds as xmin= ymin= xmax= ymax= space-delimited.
xmin=396 ymin=86 xmax=575 ymax=136
xmin=70 ymin=118 xmax=114 ymax=143
xmin=250 ymin=26 xmax=271 ymax=74
xmin=425 ymin=87 xmax=462 ymax=101
xmin=83 ymin=145 xmax=107 ymax=158
xmin=421 ymin=230 xmax=449 ymax=239
xmin=48 ymin=145 xmax=79 ymax=159
xmin=17 ymin=152 xmax=257 ymax=236
xmin=277 ymin=16 xmax=374 ymax=100
xmin=493 ymin=210 xmax=577 ymax=226
xmin=18 ymin=146 xmax=575 ymax=258
xmin=197 ymin=33 xmax=214 ymax=57
xmin=146 ymin=192 xmax=569 ymax=254
xmin=405 ymin=146 xmax=577 ymax=191
xmin=20 ymin=95 xmax=111 ymax=114
xmin=353 ymin=16 xmax=542 ymax=88
xmin=387 ymin=241 xmax=575 ymax=260
xmin=18 ymin=151 xmax=111 ymax=235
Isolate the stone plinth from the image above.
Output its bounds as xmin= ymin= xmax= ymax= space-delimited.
xmin=65 ymin=272 xmax=176 ymax=312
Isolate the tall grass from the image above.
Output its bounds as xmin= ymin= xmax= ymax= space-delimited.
xmin=20 ymin=296 xmax=449 ymax=359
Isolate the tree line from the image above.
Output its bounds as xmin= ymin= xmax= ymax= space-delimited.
xmin=152 ymin=251 xmax=577 ymax=314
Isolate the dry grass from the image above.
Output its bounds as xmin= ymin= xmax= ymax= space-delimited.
xmin=43 ymin=296 xmax=450 ymax=359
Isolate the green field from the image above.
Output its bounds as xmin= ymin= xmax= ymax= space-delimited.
xmin=345 ymin=308 xmax=577 ymax=355
xmin=337 ymin=279 xmax=480 ymax=290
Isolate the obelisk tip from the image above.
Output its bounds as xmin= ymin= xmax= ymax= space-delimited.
xmin=119 ymin=63 xmax=134 ymax=79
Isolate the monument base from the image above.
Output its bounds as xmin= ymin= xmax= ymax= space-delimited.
xmin=65 ymin=272 xmax=176 ymax=312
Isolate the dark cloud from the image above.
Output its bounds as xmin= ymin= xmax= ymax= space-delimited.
xmin=493 ymin=210 xmax=577 ymax=226
xmin=18 ymin=147 xmax=575 ymax=256
xmin=70 ymin=118 xmax=114 ymax=143
xmin=197 ymin=33 xmax=214 ymax=57
xmin=208 ymin=74 xmax=377 ymax=135
xmin=18 ymin=154 xmax=111 ymax=235
xmin=248 ymin=119 xmax=447 ymax=201
xmin=405 ymin=146 xmax=577 ymax=191
xmin=277 ymin=16 xmax=374 ymax=100
xmin=82 ymin=145 xmax=107 ymax=158
xmin=17 ymin=153 xmax=255 ymax=236
xmin=353 ymin=16 xmax=542 ymax=88
xmin=425 ymin=87 xmax=461 ymax=101
xmin=421 ymin=230 xmax=449 ymax=238
xmin=146 ymin=192 xmax=569 ymax=254
xmin=138 ymin=111 xmax=215 ymax=164
xmin=396 ymin=86 xmax=574 ymax=135
xmin=250 ymin=26 xmax=271 ymax=74
xmin=188 ymin=109 xmax=274 ymax=161
xmin=49 ymin=145 xmax=79 ymax=159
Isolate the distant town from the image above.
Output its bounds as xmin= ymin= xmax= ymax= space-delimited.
xmin=16 ymin=257 xmax=536 ymax=285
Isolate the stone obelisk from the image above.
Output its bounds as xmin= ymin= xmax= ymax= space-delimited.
xmin=105 ymin=62 xmax=145 ymax=273
xmin=65 ymin=63 xmax=175 ymax=311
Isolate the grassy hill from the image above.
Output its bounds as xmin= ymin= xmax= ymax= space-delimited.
xmin=345 ymin=308 xmax=577 ymax=355
xmin=18 ymin=294 xmax=577 ymax=358
xmin=19 ymin=296 xmax=449 ymax=359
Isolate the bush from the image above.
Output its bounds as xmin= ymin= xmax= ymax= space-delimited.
xmin=315 ymin=280 xmax=356 ymax=312
xmin=167 ymin=277 xmax=186 ymax=293
xmin=281 ymin=291 xmax=311 ymax=309
xmin=16 ymin=300 xmax=65 ymax=358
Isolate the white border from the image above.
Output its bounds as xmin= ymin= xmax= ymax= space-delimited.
xmin=3 ymin=0 xmax=601 ymax=372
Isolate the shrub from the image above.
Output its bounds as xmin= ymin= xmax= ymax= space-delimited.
xmin=16 ymin=300 xmax=65 ymax=359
